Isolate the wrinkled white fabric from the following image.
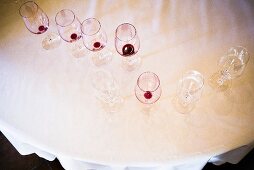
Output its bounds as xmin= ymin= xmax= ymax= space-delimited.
xmin=0 ymin=0 xmax=254 ymax=170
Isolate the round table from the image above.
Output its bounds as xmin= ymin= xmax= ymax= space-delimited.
xmin=0 ymin=0 xmax=254 ymax=169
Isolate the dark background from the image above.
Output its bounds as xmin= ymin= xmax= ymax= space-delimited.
xmin=0 ymin=131 xmax=253 ymax=170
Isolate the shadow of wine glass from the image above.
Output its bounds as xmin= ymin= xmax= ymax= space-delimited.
xmin=202 ymin=83 xmax=234 ymax=117
xmin=223 ymin=74 xmax=254 ymax=105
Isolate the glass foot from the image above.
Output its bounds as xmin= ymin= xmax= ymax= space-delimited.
xmin=140 ymin=104 xmax=155 ymax=115
xmin=42 ymin=32 xmax=61 ymax=50
xmin=172 ymin=96 xmax=195 ymax=114
xmin=99 ymin=97 xmax=124 ymax=113
xmin=122 ymin=54 xmax=142 ymax=71
xmin=91 ymin=48 xmax=113 ymax=66
xmin=209 ymin=72 xmax=232 ymax=92
xmin=71 ymin=41 xmax=87 ymax=58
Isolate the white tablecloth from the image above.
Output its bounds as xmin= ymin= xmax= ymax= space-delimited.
xmin=0 ymin=0 xmax=254 ymax=170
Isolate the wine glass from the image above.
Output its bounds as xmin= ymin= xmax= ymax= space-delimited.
xmin=90 ymin=69 xmax=123 ymax=113
xmin=209 ymin=46 xmax=250 ymax=91
xmin=115 ymin=23 xmax=141 ymax=71
xmin=81 ymin=18 xmax=112 ymax=66
xmin=135 ymin=72 xmax=162 ymax=105
xmin=55 ymin=9 xmax=82 ymax=43
xmin=172 ymin=70 xmax=204 ymax=114
xmin=19 ymin=1 xmax=49 ymax=34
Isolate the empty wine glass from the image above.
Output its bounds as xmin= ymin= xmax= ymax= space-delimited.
xmin=90 ymin=69 xmax=123 ymax=113
xmin=135 ymin=72 xmax=162 ymax=105
xmin=209 ymin=46 xmax=250 ymax=91
xmin=19 ymin=1 xmax=49 ymax=34
xmin=55 ymin=9 xmax=82 ymax=43
xmin=115 ymin=23 xmax=141 ymax=71
xmin=81 ymin=18 xmax=112 ymax=66
xmin=172 ymin=70 xmax=204 ymax=114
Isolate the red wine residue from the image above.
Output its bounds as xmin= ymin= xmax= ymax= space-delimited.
xmin=122 ymin=44 xmax=134 ymax=56
xmin=144 ymin=91 xmax=152 ymax=99
xmin=71 ymin=33 xmax=78 ymax=40
xmin=38 ymin=25 xmax=45 ymax=31
xmin=93 ymin=42 xmax=101 ymax=48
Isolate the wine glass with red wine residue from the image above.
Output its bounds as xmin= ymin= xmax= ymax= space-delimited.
xmin=19 ymin=1 xmax=49 ymax=34
xmin=115 ymin=23 xmax=141 ymax=71
xmin=55 ymin=9 xmax=82 ymax=43
xmin=81 ymin=18 xmax=112 ymax=66
xmin=135 ymin=72 xmax=162 ymax=105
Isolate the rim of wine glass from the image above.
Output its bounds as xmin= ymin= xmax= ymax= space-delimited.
xmin=81 ymin=18 xmax=101 ymax=36
xmin=19 ymin=1 xmax=38 ymax=18
xmin=228 ymin=46 xmax=250 ymax=64
xmin=55 ymin=9 xmax=76 ymax=27
xmin=218 ymin=46 xmax=250 ymax=69
xmin=137 ymin=71 xmax=160 ymax=92
xmin=115 ymin=23 xmax=137 ymax=42
xmin=180 ymin=70 xmax=204 ymax=93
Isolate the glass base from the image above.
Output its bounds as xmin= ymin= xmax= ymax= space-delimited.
xmin=121 ymin=55 xmax=142 ymax=71
xmin=172 ymin=96 xmax=195 ymax=114
xmin=71 ymin=41 xmax=87 ymax=58
xmin=99 ymin=97 xmax=124 ymax=113
xmin=136 ymin=103 xmax=150 ymax=114
xmin=91 ymin=48 xmax=113 ymax=66
xmin=42 ymin=32 xmax=61 ymax=50
xmin=209 ymin=72 xmax=232 ymax=92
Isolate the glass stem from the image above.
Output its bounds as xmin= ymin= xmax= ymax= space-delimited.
xmin=217 ymin=73 xmax=229 ymax=86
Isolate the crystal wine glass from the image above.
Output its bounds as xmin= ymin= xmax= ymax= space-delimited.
xmin=172 ymin=70 xmax=204 ymax=114
xmin=135 ymin=72 xmax=161 ymax=105
xmin=115 ymin=23 xmax=141 ymax=71
xmin=81 ymin=18 xmax=112 ymax=66
xmin=91 ymin=69 xmax=123 ymax=113
xmin=19 ymin=1 xmax=49 ymax=34
xmin=209 ymin=46 xmax=250 ymax=91
xmin=55 ymin=9 xmax=82 ymax=43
